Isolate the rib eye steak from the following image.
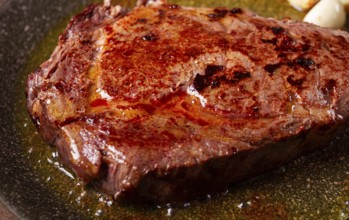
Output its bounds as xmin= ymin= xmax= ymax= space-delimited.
xmin=26 ymin=0 xmax=349 ymax=203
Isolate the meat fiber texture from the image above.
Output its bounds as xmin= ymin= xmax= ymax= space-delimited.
xmin=26 ymin=0 xmax=349 ymax=203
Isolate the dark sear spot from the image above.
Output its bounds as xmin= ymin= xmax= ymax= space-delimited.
xmin=193 ymin=66 xmax=251 ymax=91
xmin=295 ymin=57 xmax=315 ymax=69
xmin=252 ymin=105 xmax=259 ymax=114
xmin=54 ymin=81 xmax=65 ymax=93
xmin=137 ymin=18 xmax=147 ymax=23
xmin=193 ymin=74 xmax=206 ymax=91
xmin=321 ymin=79 xmax=336 ymax=96
xmin=301 ymin=43 xmax=311 ymax=52
xmin=264 ymin=63 xmax=281 ymax=76
xmin=264 ymin=57 xmax=315 ymax=76
xmin=287 ymin=75 xmax=304 ymax=88
xmin=261 ymin=38 xmax=277 ymax=45
xmin=230 ymin=8 xmax=243 ymax=14
xmin=222 ymin=70 xmax=251 ymax=83
xmin=287 ymin=57 xmax=315 ymax=70
xmin=207 ymin=8 xmax=228 ymax=19
xmin=262 ymin=27 xmax=311 ymax=53
xmin=104 ymin=26 xmax=114 ymax=35
xmin=158 ymin=9 xmax=165 ymax=18
xmin=205 ymin=65 xmax=225 ymax=76
xmin=271 ymin=26 xmax=285 ymax=35
xmin=142 ymin=33 xmax=158 ymax=41
xmin=262 ymin=26 xmax=298 ymax=52
xmin=193 ymin=65 xmax=225 ymax=91
xmin=277 ymin=35 xmax=297 ymax=51
xmin=233 ymin=71 xmax=251 ymax=81
xmin=81 ymin=40 xmax=91 ymax=45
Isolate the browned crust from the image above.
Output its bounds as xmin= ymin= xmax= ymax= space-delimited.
xmin=26 ymin=2 xmax=349 ymax=203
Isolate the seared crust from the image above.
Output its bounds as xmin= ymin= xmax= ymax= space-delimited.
xmin=27 ymin=1 xmax=349 ymax=203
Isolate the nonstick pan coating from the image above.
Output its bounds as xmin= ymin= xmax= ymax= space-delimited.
xmin=1 ymin=0 xmax=349 ymax=219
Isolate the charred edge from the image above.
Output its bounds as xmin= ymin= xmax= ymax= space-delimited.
xmin=27 ymin=68 xmax=41 ymax=99
xmin=60 ymin=4 xmax=96 ymax=42
xmin=230 ymin=8 xmax=243 ymax=14
xmin=34 ymin=67 xmax=42 ymax=74
xmin=74 ymin=4 xmax=95 ymax=22
xmin=142 ymin=33 xmax=158 ymax=41
xmin=271 ymin=26 xmax=285 ymax=35
xmin=207 ymin=8 xmax=229 ymax=19
xmin=317 ymin=120 xmax=336 ymax=131
xmin=287 ymin=75 xmax=304 ymax=88
xmin=264 ymin=64 xmax=281 ymax=76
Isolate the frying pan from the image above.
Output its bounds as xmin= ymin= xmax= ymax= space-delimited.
xmin=1 ymin=0 xmax=349 ymax=219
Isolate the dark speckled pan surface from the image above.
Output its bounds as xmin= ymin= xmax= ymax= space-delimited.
xmin=1 ymin=0 xmax=349 ymax=219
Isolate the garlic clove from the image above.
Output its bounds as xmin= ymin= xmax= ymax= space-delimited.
xmin=340 ymin=0 xmax=349 ymax=11
xmin=288 ymin=0 xmax=319 ymax=11
xmin=303 ymin=0 xmax=346 ymax=29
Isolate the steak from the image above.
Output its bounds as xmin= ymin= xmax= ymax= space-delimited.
xmin=26 ymin=0 xmax=349 ymax=203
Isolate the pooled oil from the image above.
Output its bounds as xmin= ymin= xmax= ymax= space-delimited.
xmin=15 ymin=0 xmax=349 ymax=219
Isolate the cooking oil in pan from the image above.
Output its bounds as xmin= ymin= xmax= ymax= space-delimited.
xmin=15 ymin=0 xmax=349 ymax=219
